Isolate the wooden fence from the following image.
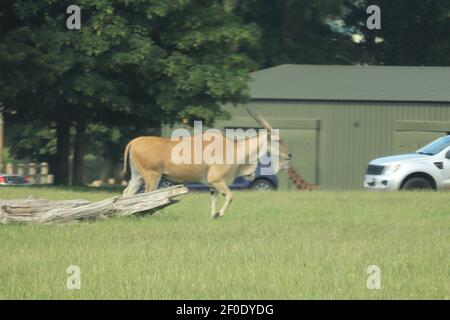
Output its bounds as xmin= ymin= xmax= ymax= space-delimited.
xmin=0 ymin=162 xmax=53 ymax=185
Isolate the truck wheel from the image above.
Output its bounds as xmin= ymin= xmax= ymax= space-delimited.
xmin=159 ymin=180 xmax=175 ymax=189
xmin=250 ymin=179 xmax=275 ymax=191
xmin=401 ymin=177 xmax=433 ymax=191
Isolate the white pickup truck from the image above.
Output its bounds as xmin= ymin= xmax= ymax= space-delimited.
xmin=363 ymin=136 xmax=450 ymax=191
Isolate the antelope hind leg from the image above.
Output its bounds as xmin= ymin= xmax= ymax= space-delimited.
xmin=123 ymin=159 xmax=144 ymax=196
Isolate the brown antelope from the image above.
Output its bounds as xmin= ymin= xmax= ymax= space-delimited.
xmin=122 ymin=107 xmax=291 ymax=218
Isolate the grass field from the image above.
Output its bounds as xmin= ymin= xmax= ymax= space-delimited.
xmin=0 ymin=186 xmax=448 ymax=299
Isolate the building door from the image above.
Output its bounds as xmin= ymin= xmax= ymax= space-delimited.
xmin=393 ymin=131 xmax=447 ymax=154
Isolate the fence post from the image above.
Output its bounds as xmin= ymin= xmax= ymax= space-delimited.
xmin=40 ymin=162 xmax=49 ymax=185
xmin=28 ymin=163 xmax=36 ymax=184
xmin=6 ymin=163 xmax=13 ymax=175
xmin=47 ymin=174 xmax=54 ymax=184
xmin=17 ymin=163 xmax=24 ymax=176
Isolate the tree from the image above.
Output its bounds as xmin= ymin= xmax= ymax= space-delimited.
xmin=5 ymin=120 xmax=58 ymax=167
xmin=0 ymin=0 xmax=258 ymax=185
xmin=233 ymin=0 xmax=356 ymax=68
xmin=343 ymin=0 xmax=450 ymax=66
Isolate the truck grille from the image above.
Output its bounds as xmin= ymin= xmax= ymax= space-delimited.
xmin=366 ymin=165 xmax=384 ymax=175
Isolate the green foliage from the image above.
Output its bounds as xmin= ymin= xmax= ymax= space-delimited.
xmin=0 ymin=0 xmax=257 ymax=125
xmin=8 ymin=124 xmax=58 ymax=162
xmin=233 ymin=0 xmax=357 ymax=67
xmin=0 ymin=0 xmax=258 ymax=181
xmin=233 ymin=0 xmax=450 ymax=67
xmin=343 ymin=0 xmax=450 ymax=66
xmin=86 ymin=122 xmax=148 ymax=160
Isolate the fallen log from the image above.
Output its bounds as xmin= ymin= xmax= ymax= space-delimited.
xmin=0 ymin=185 xmax=188 ymax=225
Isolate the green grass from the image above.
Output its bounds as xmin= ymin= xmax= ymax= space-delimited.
xmin=0 ymin=187 xmax=448 ymax=299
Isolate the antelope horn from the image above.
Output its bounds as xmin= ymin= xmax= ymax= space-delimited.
xmin=243 ymin=105 xmax=273 ymax=131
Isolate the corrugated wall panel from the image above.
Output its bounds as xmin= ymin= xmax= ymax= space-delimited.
xmin=221 ymin=102 xmax=450 ymax=190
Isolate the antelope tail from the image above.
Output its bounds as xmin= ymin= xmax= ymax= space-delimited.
xmin=122 ymin=142 xmax=132 ymax=177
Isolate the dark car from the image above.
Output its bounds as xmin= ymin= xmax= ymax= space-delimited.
xmin=0 ymin=174 xmax=31 ymax=186
xmin=157 ymin=163 xmax=278 ymax=191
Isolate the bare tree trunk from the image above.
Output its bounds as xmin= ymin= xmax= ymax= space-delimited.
xmin=54 ymin=115 xmax=71 ymax=185
xmin=100 ymin=154 xmax=115 ymax=183
xmin=72 ymin=118 xmax=87 ymax=186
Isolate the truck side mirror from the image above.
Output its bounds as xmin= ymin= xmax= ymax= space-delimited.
xmin=446 ymin=150 xmax=450 ymax=160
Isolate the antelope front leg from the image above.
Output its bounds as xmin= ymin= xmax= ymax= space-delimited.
xmin=210 ymin=189 xmax=218 ymax=218
xmin=209 ymin=182 xmax=233 ymax=218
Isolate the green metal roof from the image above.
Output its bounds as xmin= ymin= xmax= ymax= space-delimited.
xmin=249 ymin=64 xmax=450 ymax=103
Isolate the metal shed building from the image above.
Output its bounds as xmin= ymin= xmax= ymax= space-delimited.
xmin=216 ymin=64 xmax=450 ymax=190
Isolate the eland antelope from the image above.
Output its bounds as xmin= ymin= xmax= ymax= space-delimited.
xmin=122 ymin=107 xmax=291 ymax=218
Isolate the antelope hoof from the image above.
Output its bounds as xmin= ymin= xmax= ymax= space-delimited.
xmin=212 ymin=212 xmax=221 ymax=219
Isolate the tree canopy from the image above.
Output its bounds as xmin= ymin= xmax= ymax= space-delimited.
xmin=233 ymin=0 xmax=357 ymax=67
xmin=1 ymin=0 xmax=258 ymax=184
xmin=343 ymin=0 xmax=450 ymax=66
